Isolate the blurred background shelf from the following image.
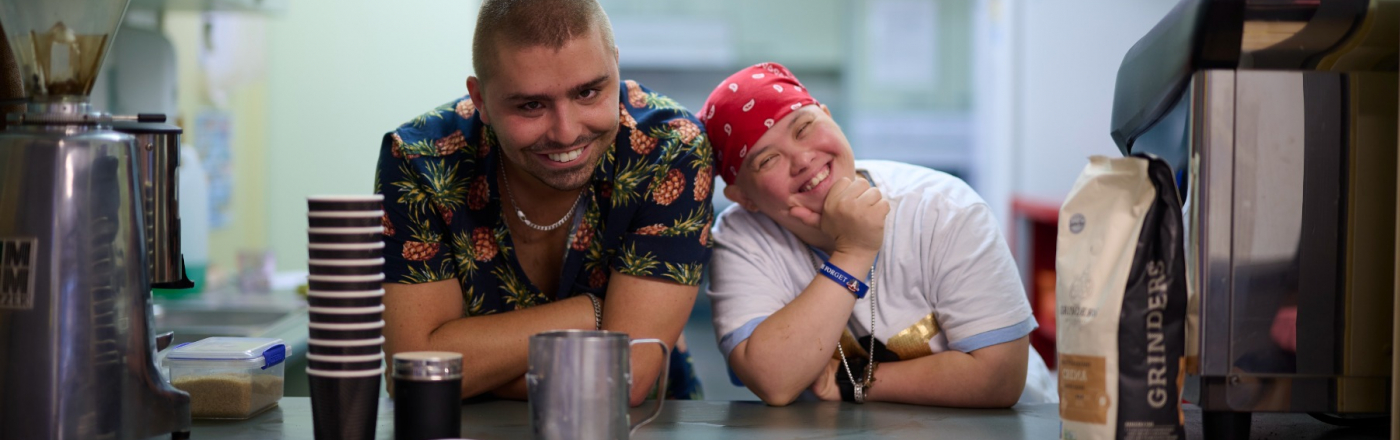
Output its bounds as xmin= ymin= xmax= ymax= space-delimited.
xmin=129 ymin=0 xmax=286 ymax=14
xmin=1011 ymin=196 xmax=1060 ymax=370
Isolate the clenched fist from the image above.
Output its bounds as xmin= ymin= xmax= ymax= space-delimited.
xmin=787 ymin=177 xmax=890 ymax=258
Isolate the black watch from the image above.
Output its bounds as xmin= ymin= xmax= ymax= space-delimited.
xmin=834 ymin=356 xmax=870 ymax=403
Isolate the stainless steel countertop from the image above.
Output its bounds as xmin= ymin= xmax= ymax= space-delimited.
xmin=193 ymin=398 xmax=1059 ymax=439
xmin=189 ymin=398 xmax=1387 ymax=439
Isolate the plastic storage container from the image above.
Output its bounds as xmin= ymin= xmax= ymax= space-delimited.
xmin=164 ymin=337 xmax=289 ymax=419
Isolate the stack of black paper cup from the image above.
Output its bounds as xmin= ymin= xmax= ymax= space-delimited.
xmin=306 ymin=195 xmax=385 ymax=440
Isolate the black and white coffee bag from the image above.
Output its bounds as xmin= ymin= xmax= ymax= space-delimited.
xmin=1057 ymin=155 xmax=1187 ymax=440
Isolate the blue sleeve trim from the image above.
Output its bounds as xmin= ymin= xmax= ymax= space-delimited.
xmin=948 ymin=316 xmax=1038 ymax=353
xmin=718 ymin=316 xmax=769 ymax=359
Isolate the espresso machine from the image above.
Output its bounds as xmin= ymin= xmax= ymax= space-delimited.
xmin=0 ymin=0 xmax=193 ymax=438
xmin=1111 ymin=0 xmax=1397 ymax=437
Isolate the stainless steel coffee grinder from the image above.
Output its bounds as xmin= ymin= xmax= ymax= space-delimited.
xmin=0 ymin=0 xmax=194 ymax=438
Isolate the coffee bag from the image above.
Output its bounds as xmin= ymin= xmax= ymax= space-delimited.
xmin=1057 ymin=155 xmax=1187 ymax=440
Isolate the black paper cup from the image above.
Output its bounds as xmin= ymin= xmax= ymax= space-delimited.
xmin=307 ymin=372 xmax=381 ymax=440
xmin=309 ymin=247 xmax=384 ymax=260
xmin=308 ymin=344 xmax=384 ymax=356
xmin=308 ymin=210 xmax=383 ymax=226
xmin=308 ymin=305 xmax=384 ymax=323
xmin=310 ymin=328 xmax=383 ymax=340
xmin=309 ymin=265 xmax=382 ymax=276
xmin=309 ymin=281 xmax=385 ymax=291
xmin=308 ymin=233 xmax=383 ymax=244
xmin=308 ymin=259 xmax=384 ymax=276
xmin=307 ymin=295 xmax=384 ymax=308
xmin=309 ymin=312 xmax=383 ymax=324
xmin=309 ymin=216 xmax=383 ymax=228
xmin=308 ymin=320 xmax=384 ymax=340
xmin=309 ymin=242 xmax=383 ymax=254
xmin=307 ymin=350 xmax=383 ymax=370
xmin=308 ymin=195 xmax=384 ymax=213
xmin=308 ymin=337 xmax=385 ymax=356
xmin=309 ymin=360 xmax=384 ymax=371
xmin=306 ymin=289 xmax=383 ymax=303
xmin=308 ymin=227 xmax=384 ymax=245
xmin=308 ymin=274 xmax=385 ymax=292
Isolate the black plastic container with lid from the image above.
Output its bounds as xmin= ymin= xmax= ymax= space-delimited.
xmin=392 ymin=351 xmax=463 ymax=440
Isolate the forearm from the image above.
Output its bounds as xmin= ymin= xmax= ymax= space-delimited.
xmin=732 ymin=250 xmax=875 ymax=405
xmin=385 ymin=293 xmax=595 ymax=398
xmin=864 ymin=337 xmax=1029 ymax=408
xmin=490 ymin=375 xmax=529 ymax=401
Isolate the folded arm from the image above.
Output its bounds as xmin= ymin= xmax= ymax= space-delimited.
xmin=861 ymin=335 xmax=1029 ymax=407
xmin=382 ymin=279 xmax=595 ymax=398
xmin=726 ymin=250 xmax=876 ymax=406
xmin=602 ymin=271 xmax=698 ymax=407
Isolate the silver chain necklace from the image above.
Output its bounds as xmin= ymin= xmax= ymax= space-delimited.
xmin=809 ymin=250 xmax=878 ymax=403
xmin=499 ymin=160 xmax=586 ymax=231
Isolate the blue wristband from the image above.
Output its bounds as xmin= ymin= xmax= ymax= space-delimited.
xmin=818 ymin=261 xmax=868 ymax=299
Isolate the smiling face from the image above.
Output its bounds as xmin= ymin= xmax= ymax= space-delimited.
xmin=467 ymin=28 xmax=620 ymax=192
xmin=725 ymin=104 xmax=857 ymax=231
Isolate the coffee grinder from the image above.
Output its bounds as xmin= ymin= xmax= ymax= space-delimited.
xmin=0 ymin=0 xmax=194 ymax=438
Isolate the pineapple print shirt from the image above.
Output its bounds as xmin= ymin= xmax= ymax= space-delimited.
xmin=376 ymin=80 xmax=713 ymax=400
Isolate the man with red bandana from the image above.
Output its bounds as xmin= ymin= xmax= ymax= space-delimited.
xmin=702 ymin=62 xmax=1055 ymax=407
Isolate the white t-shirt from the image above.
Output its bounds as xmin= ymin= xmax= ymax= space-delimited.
xmin=707 ymin=160 xmax=1056 ymax=404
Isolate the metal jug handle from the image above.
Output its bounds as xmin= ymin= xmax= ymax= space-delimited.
xmin=627 ymin=338 xmax=670 ymax=436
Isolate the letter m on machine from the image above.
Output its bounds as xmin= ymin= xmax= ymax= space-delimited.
xmin=0 ymin=237 xmax=36 ymax=310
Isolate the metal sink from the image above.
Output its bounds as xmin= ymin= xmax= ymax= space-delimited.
xmin=151 ymin=293 xmax=314 ymax=396
xmin=158 ymin=308 xmax=291 ymax=327
xmin=153 ymin=300 xmax=309 ymax=345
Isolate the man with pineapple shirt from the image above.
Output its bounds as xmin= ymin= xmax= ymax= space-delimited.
xmin=375 ymin=0 xmax=711 ymax=403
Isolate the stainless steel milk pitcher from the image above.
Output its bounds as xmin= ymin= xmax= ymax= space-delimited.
xmin=527 ymin=330 xmax=669 ymax=440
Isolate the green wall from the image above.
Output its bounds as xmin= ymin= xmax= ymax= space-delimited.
xmin=264 ymin=0 xmax=481 ymax=270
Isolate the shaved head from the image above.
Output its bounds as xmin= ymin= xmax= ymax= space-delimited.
xmin=471 ymin=0 xmax=616 ymax=85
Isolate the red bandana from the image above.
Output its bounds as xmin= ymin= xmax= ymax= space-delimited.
xmin=700 ymin=62 xmax=819 ymax=185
